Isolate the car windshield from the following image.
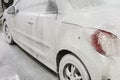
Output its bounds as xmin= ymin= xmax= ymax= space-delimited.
xmin=68 ymin=0 xmax=120 ymax=9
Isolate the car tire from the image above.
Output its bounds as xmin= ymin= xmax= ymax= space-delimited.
xmin=59 ymin=54 xmax=90 ymax=80
xmin=4 ymin=22 xmax=14 ymax=44
xmin=1 ymin=0 xmax=14 ymax=9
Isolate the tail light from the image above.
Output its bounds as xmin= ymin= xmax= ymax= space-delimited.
xmin=84 ymin=28 xmax=119 ymax=57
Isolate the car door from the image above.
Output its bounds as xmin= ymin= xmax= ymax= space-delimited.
xmin=35 ymin=0 xmax=59 ymax=64
xmin=12 ymin=0 xmax=43 ymax=52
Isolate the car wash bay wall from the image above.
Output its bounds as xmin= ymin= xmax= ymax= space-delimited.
xmin=0 ymin=0 xmax=2 ymax=25
xmin=0 ymin=0 xmax=2 ymax=12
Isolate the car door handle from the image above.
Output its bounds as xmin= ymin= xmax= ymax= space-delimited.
xmin=28 ymin=19 xmax=34 ymax=24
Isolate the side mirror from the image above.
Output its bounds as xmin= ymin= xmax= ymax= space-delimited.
xmin=7 ymin=6 xmax=15 ymax=14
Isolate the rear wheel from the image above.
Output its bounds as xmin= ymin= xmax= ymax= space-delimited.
xmin=4 ymin=23 xmax=14 ymax=44
xmin=59 ymin=54 xmax=89 ymax=80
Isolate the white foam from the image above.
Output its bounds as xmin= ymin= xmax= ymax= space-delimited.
xmin=1 ymin=73 xmax=19 ymax=80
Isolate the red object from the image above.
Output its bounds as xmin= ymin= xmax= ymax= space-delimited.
xmin=91 ymin=29 xmax=117 ymax=55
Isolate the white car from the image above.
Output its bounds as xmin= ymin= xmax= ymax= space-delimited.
xmin=2 ymin=0 xmax=120 ymax=80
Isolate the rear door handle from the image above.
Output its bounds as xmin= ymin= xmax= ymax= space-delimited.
xmin=28 ymin=19 xmax=34 ymax=24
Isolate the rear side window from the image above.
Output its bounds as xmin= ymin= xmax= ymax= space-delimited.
xmin=46 ymin=0 xmax=58 ymax=13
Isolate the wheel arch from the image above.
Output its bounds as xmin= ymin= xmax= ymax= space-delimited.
xmin=56 ymin=49 xmax=72 ymax=70
xmin=56 ymin=49 xmax=92 ymax=80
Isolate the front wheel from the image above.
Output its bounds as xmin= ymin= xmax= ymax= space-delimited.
xmin=4 ymin=23 xmax=14 ymax=44
xmin=59 ymin=54 xmax=90 ymax=80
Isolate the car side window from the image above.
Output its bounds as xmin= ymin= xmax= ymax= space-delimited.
xmin=19 ymin=0 xmax=45 ymax=12
xmin=46 ymin=0 xmax=58 ymax=13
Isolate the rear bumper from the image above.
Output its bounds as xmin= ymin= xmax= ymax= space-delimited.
xmin=81 ymin=52 xmax=120 ymax=80
xmin=108 ymin=57 xmax=120 ymax=80
xmin=100 ymin=56 xmax=120 ymax=80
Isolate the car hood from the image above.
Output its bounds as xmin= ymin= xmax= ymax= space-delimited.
xmin=63 ymin=5 xmax=120 ymax=37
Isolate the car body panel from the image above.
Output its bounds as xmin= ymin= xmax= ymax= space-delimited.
xmin=3 ymin=0 xmax=120 ymax=80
